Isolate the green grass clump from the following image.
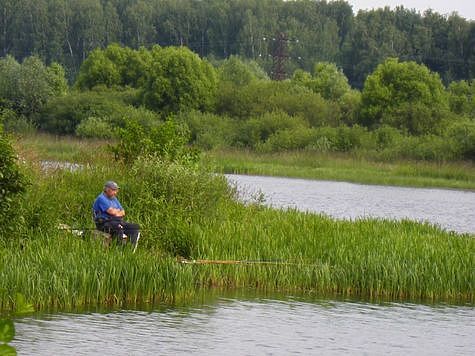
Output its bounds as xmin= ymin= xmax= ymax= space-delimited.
xmin=207 ymin=149 xmax=475 ymax=190
xmin=191 ymin=206 xmax=474 ymax=301
xmin=0 ymin=135 xmax=473 ymax=310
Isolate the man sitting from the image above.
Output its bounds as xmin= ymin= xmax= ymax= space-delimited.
xmin=92 ymin=181 xmax=140 ymax=247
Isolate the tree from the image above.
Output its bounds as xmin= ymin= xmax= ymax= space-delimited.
xmin=141 ymin=46 xmax=217 ymax=113
xmin=360 ymin=58 xmax=449 ymax=134
xmin=75 ymin=48 xmax=121 ymax=89
xmin=448 ymin=80 xmax=475 ymax=118
xmin=218 ymin=55 xmax=267 ymax=86
xmin=0 ymin=55 xmax=68 ymax=116
xmin=292 ymin=62 xmax=351 ymax=101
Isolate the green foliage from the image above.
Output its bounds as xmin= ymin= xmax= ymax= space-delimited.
xmin=218 ymin=55 xmax=268 ymax=86
xmin=75 ymin=117 xmax=115 ymax=139
xmin=448 ymin=80 xmax=475 ymax=118
xmin=127 ymin=156 xmax=232 ymax=256
xmin=444 ymin=119 xmax=475 ymax=160
xmin=142 ymin=46 xmax=218 ymax=113
xmin=0 ymin=319 xmax=14 ymax=344
xmin=237 ymin=111 xmax=309 ymax=148
xmin=38 ymin=88 xmax=140 ymax=134
xmin=216 ymin=80 xmax=336 ymax=126
xmin=338 ymin=90 xmax=362 ymax=125
xmin=75 ymin=49 xmax=121 ymax=89
xmin=0 ymin=127 xmax=28 ymax=236
xmin=112 ymin=117 xmax=198 ymax=164
xmin=257 ymin=127 xmax=318 ymax=153
xmin=292 ymin=62 xmax=351 ymax=100
xmin=0 ymin=1 xmax=473 ymax=89
xmin=0 ymin=109 xmax=36 ymax=135
xmin=75 ymin=44 xmax=152 ymax=90
xmin=0 ymin=55 xmax=68 ymax=117
xmin=360 ymin=58 xmax=449 ymax=135
xmin=180 ymin=111 xmax=237 ymax=150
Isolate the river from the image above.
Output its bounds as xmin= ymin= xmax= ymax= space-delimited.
xmin=12 ymin=174 xmax=475 ymax=355
xmin=226 ymin=174 xmax=475 ymax=234
xmin=12 ymin=295 xmax=475 ymax=355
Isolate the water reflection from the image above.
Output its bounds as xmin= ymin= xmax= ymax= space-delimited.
xmin=226 ymin=174 xmax=475 ymax=234
xmin=13 ymin=297 xmax=475 ymax=355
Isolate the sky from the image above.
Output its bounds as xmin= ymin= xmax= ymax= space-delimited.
xmin=348 ymin=0 xmax=474 ymax=20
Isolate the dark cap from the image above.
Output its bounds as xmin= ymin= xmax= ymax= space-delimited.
xmin=104 ymin=181 xmax=120 ymax=190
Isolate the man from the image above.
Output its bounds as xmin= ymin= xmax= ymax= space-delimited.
xmin=93 ymin=181 xmax=140 ymax=247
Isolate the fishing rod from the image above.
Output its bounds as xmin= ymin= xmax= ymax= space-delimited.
xmin=177 ymin=256 xmax=298 ymax=266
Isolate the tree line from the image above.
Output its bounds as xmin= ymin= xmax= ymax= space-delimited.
xmin=1 ymin=44 xmax=473 ymax=162
xmin=0 ymin=0 xmax=473 ymax=86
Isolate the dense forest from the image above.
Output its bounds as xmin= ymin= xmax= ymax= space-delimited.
xmin=0 ymin=0 xmax=473 ymax=86
xmin=0 ymin=0 xmax=474 ymax=163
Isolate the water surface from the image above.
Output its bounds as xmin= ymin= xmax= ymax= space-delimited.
xmin=227 ymin=174 xmax=475 ymax=234
xmin=13 ymin=297 xmax=475 ymax=355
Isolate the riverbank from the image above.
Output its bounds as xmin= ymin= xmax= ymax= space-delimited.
xmin=207 ymin=149 xmax=475 ymax=190
xmin=1 ymin=142 xmax=474 ymax=309
xmin=14 ymin=134 xmax=475 ymax=190
xmin=2 ymin=133 xmax=472 ymax=309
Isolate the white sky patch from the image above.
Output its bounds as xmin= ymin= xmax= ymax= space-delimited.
xmin=348 ymin=0 xmax=474 ymax=20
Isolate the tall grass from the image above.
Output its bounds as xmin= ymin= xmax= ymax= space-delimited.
xmin=0 ymin=134 xmax=473 ymax=311
xmin=207 ymin=149 xmax=475 ymax=190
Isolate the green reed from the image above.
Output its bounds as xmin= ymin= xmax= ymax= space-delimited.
xmin=206 ymin=149 xmax=475 ymax=190
xmin=0 ymin=136 xmax=473 ymax=311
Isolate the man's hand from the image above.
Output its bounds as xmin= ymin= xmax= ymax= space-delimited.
xmin=106 ymin=207 xmax=125 ymax=217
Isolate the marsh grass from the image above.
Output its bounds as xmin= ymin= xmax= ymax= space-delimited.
xmin=1 ymin=134 xmax=473 ymax=310
xmin=207 ymin=149 xmax=475 ymax=190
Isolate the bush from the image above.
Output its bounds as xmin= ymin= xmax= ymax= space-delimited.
xmin=112 ymin=117 xmax=199 ymax=164
xmin=257 ymin=127 xmax=318 ymax=152
xmin=215 ymin=80 xmax=337 ymax=126
xmin=0 ymin=55 xmax=67 ymax=117
xmin=360 ymin=58 xmax=448 ymax=135
xmin=0 ymin=109 xmax=36 ymax=135
xmin=126 ymin=156 xmax=233 ymax=256
xmin=236 ymin=111 xmax=308 ymax=148
xmin=445 ymin=119 xmax=475 ymax=161
xmin=0 ymin=126 xmax=28 ymax=236
xmin=218 ymin=55 xmax=268 ymax=86
xmin=372 ymin=125 xmax=404 ymax=150
xmin=75 ymin=117 xmax=115 ymax=139
xmin=180 ymin=111 xmax=237 ymax=150
xmin=37 ymin=88 xmax=140 ymax=134
xmin=142 ymin=46 xmax=218 ymax=113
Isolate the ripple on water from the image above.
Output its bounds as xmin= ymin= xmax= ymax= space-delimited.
xmin=12 ymin=298 xmax=475 ymax=355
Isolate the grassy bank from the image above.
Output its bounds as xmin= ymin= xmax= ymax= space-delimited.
xmin=0 ymin=140 xmax=473 ymax=310
xmin=207 ymin=149 xmax=475 ymax=190
xmin=1 ymin=204 xmax=474 ymax=310
xmin=14 ymin=134 xmax=475 ymax=190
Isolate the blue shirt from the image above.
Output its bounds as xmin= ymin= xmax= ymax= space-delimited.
xmin=92 ymin=193 xmax=123 ymax=221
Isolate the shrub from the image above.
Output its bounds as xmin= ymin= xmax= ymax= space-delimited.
xmin=75 ymin=117 xmax=115 ymax=139
xmin=0 ymin=109 xmax=36 ymax=135
xmin=0 ymin=55 xmax=68 ymax=117
xmin=126 ymin=156 xmax=233 ymax=256
xmin=141 ymin=46 xmax=218 ymax=113
xmin=215 ymin=80 xmax=336 ymax=126
xmin=112 ymin=117 xmax=199 ymax=164
xmin=0 ymin=126 xmax=28 ymax=236
xmin=360 ymin=58 xmax=448 ymax=135
xmin=257 ymin=127 xmax=318 ymax=152
xmin=372 ymin=125 xmax=404 ymax=149
xmin=445 ymin=119 xmax=475 ymax=161
xmin=37 ymin=88 xmax=140 ymax=134
xmin=236 ymin=111 xmax=308 ymax=148
xmin=180 ymin=111 xmax=237 ymax=150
